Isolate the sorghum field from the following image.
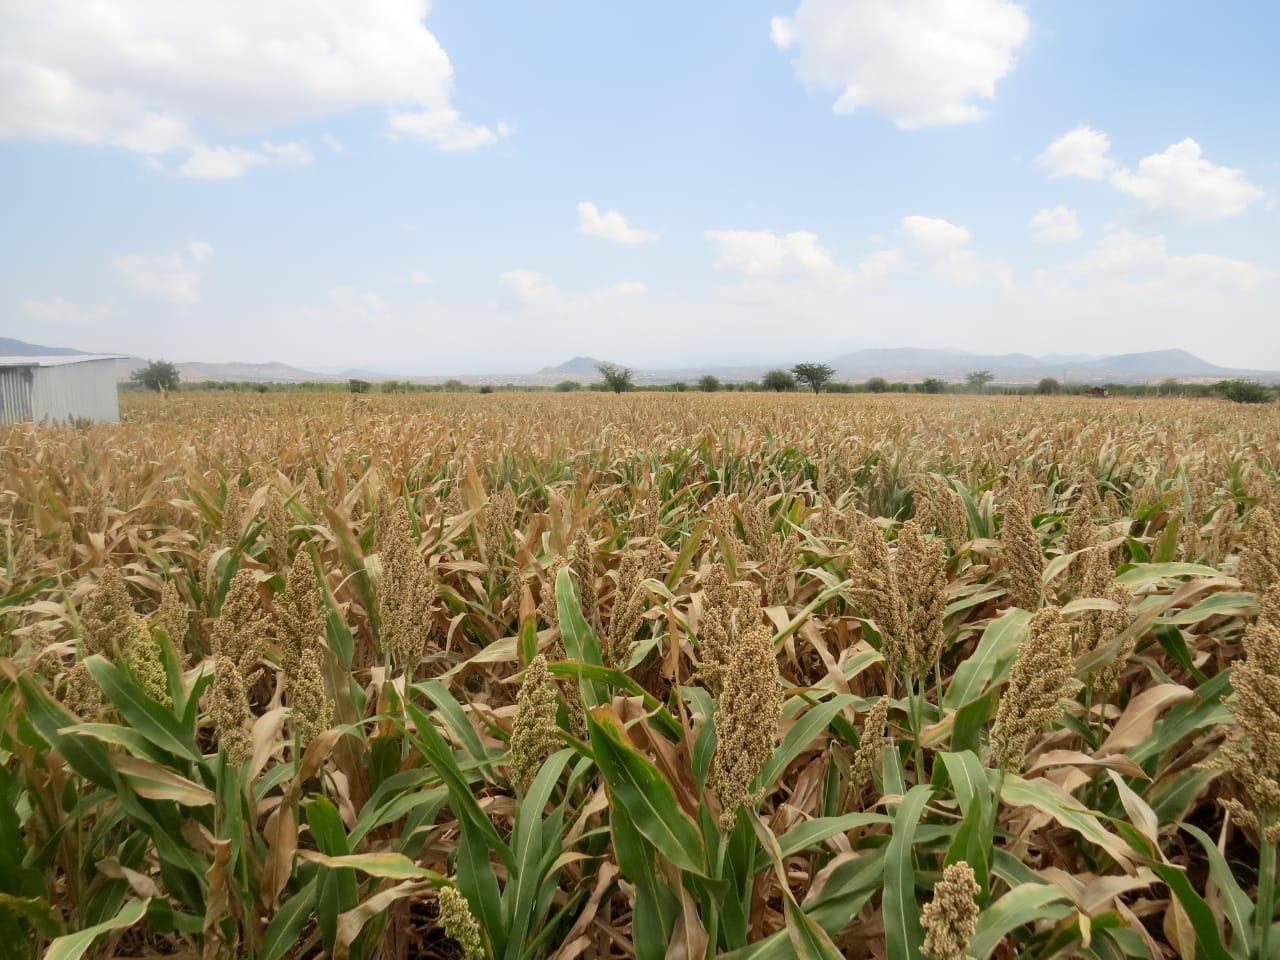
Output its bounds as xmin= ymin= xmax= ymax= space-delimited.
xmin=3 ymin=391 xmax=1280 ymax=960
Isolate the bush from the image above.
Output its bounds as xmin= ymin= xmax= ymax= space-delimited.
xmin=598 ymin=363 xmax=634 ymax=393
xmin=919 ymin=377 xmax=945 ymax=394
xmin=865 ymin=376 xmax=889 ymax=394
xmin=1218 ymin=379 xmax=1273 ymax=404
xmin=555 ymin=380 xmax=581 ymax=392
xmin=792 ymin=362 xmax=835 ymax=394
xmin=1037 ymin=377 xmax=1062 ymax=395
xmin=131 ymin=359 xmax=181 ymax=393
xmin=699 ymin=375 xmax=721 ymax=393
xmin=762 ymin=369 xmax=797 ymax=392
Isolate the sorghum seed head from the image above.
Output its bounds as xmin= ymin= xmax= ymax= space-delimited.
xmin=851 ymin=696 xmax=889 ymax=793
xmin=81 ymin=565 xmax=134 ymax=658
xmin=211 ymin=655 xmax=253 ymax=767
xmin=711 ymin=624 xmax=783 ymax=830
xmin=1240 ymin=507 xmax=1280 ymax=598
xmin=1001 ymin=498 xmax=1043 ymax=612
xmin=989 ymin=606 xmax=1076 ymax=771
xmin=921 ymin=861 xmax=980 ymax=960
xmin=212 ymin=570 xmax=270 ymax=673
xmin=437 ymin=886 xmax=485 ymax=960
xmin=508 ymin=654 xmax=560 ymax=793
xmin=123 ymin=615 xmax=171 ymax=707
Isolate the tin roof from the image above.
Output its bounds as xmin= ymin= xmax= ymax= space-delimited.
xmin=0 ymin=355 xmax=128 ymax=367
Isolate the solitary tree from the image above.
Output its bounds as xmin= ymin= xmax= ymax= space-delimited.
xmin=762 ymin=369 xmax=797 ymax=392
xmin=965 ymin=370 xmax=995 ymax=393
xmin=131 ymin=359 xmax=180 ymax=394
xmin=699 ymin=374 xmax=721 ymax=392
xmin=792 ymin=362 xmax=836 ymax=394
xmin=865 ymin=376 xmax=890 ymax=394
xmin=919 ymin=377 xmax=945 ymax=394
xmin=1036 ymin=377 xmax=1061 ymax=395
xmin=597 ymin=362 xmax=634 ymax=393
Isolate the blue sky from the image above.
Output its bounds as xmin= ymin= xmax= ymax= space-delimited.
xmin=2 ymin=0 xmax=1278 ymax=373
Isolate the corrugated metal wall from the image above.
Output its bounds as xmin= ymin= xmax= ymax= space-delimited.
xmin=0 ymin=367 xmax=35 ymax=424
xmin=29 ymin=361 xmax=121 ymax=423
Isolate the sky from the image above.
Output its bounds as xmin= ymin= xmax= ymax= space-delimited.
xmin=2 ymin=0 xmax=1278 ymax=374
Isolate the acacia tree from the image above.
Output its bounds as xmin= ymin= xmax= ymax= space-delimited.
xmin=131 ymin=360 xmax=180 ymax=394
xmin=762 ymin=369 xmax=797 ymax=392
xmin=965 ymin=370 xmax=995 ymax=393
xmin=792 ymin=362 xmax=836 ymax=394
xmin=597 ymin=363 xmax=634 ymax=393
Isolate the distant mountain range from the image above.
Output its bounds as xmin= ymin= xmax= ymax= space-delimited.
xmin=4 ymin=336 xmax=1278 ymax=386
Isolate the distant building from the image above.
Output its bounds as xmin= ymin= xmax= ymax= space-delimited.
xmin=1086 ymin=386 xmax=1109 ymax=398
xmin=0 ymin=355 xmax=126 ymax=424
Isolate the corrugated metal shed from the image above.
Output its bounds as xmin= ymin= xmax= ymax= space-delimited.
xmin=0 ymin=355 xmax=126 ymax=424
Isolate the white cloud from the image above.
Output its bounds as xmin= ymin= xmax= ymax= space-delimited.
xmin=577 ymin=202 xmax=657 ymax=244
xmin=178 ymin=140 xmax=312 ymax=179
xmin=901 ymin=216 xmax=970 ymax=252
xmin=1110 ymin=139 xmax=1264 ymax=221
xmin=706 ymin=229 xmax=851 ymax=282
xmin=0 ymin=1 xmax=500 ymax=174
xmin=499 ymin=270 xmax=558 ymax=305
xmin=1071 ymin=230 xmax=1167 ymax=275
xmin=606 ymin=281 xmax=648 ymax=297
xmin=329 ymin=286 xmax=385 ymax=317
xmin=1028 ymin=206 xmax=1081 ymax=244
xmin=1166 ymin=253 xmax=1268 ymax=293
xmin=1038 ymin=126 xmax=1115 ymax=180
xmin=899 ymin=216 xmax=1012 ymax=289
xmin=856 ymin=249 xmax=902 ymax=282
xmin=1063 ymin=230 xmax=1267 ymax=294
xmin=112 ymin=242 xmax=212 ymax=303
xmin=21 ymin=296 xmax=107 ymax=325
xmin=409 ymin=271 xmax=433 ymax=285
xmin=770 ymin=0 xmax=1030 ymax=128
xmin=321 ymin=133 xmax=345 ymax=154
xmin=1039 ymin=129 xmax=1264 ymax=221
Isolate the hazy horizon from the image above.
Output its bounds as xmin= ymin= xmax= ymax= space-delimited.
xmin=4 ymin=2 xmax=1278 ymax=371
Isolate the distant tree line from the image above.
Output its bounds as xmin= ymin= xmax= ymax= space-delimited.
xmin=119 ymin=358 xmax=1276 ymax=403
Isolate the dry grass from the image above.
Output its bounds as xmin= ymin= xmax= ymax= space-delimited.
xmin=2 ymin=390 xmax=1278 ymax=960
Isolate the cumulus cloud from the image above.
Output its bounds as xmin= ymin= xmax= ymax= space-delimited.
xmin=706 ymin=229 xmax=852 ymax=282
xmin=499 ymin=270 xmax=559 ymax=305
xmin=901 ymin=216 xmax=971 ymax=252
xmin=177 ymin=140 xmax=312 ymax=179
xmin=1028 ymin=206 xmax=1081 ymax=244
xmin=900 ymin=216 xmax=1012 ymax=289
xmin=111 ymin=241 xmax=212 ymax=303
xmin=606 ymin=281 xmax=648 ymax=297
xmin=330 ymin=286 xmax=385 ymax=317
xmin=1039 ymin=128 xmax=1263 ymax=221
xmin=21 ymin=296 xmax=107 ymax=325
xmin=1065 ymin=230 xmax=1267 ymax=292
xmin=0 ymin=1 xmax=500 ymax=175
xmin=1110 ymin=140 xmax=1264 ymax=221
xmin=577 ymin=202 xmax=657 ymax=244
xmin=770 ymin=0 xmax=1030 ymax=128
xmin=1038 ymin=126 xmax=1115 ymax=180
